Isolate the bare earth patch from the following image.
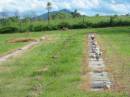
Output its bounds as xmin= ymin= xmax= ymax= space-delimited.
xmin=0 ymin=65 xmax=11 ymax=73
xmin=7 ymin=38 xmax=37 ymax=43
xmin=80 ymin=35 xmax=90 ymax=91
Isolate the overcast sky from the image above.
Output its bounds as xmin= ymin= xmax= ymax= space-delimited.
xmin=0 ymin=0 xmax=130 ymax=16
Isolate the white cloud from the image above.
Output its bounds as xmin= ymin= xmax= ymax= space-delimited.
xmin=0 ymin=0 xmax=101 ymax=11
xmin=110 ymin=2 xmax=129 ymax=14
xmin=78 ymin=10 xmax=87 ymax=15
xmin=0 ymin=0 xmax=129 ymax=15
xmin=86 ymin=0 xmax=100 ymax=8
xmin=71 ymin=0 xmax=100 ymax=9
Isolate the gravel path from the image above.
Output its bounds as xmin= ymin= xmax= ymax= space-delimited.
xmin=88 ymin=34 xmax=112 ymax=91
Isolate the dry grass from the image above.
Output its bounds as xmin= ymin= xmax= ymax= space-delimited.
xmin=80 ymin=35 xmax=91 ymax=91
xmin=0 ymin=65 xmax=12 ymax=73
xmin=8 ymin=38 xmax=37 ymax=43
xmin=96 ymin=33 xmax=130 ymax=92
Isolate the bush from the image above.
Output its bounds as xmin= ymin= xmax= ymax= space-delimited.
xmin=71 ymin=22 xmax=92 ymax=29
xmin=0 ymin=26 xmax=18 ymax=34
xmin=28 ymin=24 xmax=34 ymax=32
xmin=58 ymin=22 xmax=71 ymax=29
xmin=33 ymin=25 xmax=44 ymax=31
xmin=93 ymin=21 xmax=110 ymax=28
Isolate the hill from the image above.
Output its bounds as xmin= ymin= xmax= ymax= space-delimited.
xmin=35 ymin=9 xmax=72 ymax=20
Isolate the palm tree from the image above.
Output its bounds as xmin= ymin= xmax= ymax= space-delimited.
xmin=46 ymin=2 xmax=52 ymax=25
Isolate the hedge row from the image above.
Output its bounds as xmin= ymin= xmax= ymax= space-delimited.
xmin=0 ymin=20 xmax=130 ymax=33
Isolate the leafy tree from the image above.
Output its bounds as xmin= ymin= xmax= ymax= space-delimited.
xmin=72 ymin=9 xmax=81 ymax=18
xmin=14 ymin=10 xmax=20 ymax=19
xmin=1 ymin=11 xmax=8 ymax=19
xmin=1 ymin=10 xmax=8 ymax=25
xmin=126 ymin=13 xmax=129 ymax=16
xmin=110 ymin=16 xmax=116 ymax=25
xmin=82 ymin=15 xmax=86 ymax=23
xmin=114 ymin=14 xmax=118 ymax=17
xmin=96 ymin=14 xmax=99 ymax=17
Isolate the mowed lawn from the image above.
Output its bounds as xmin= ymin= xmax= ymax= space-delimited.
xmin=0 ymin=27 xmax=130 ymax=97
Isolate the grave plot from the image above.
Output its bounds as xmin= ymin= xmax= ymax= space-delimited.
xmin=88 ymin=33 xmax=112 ymax=91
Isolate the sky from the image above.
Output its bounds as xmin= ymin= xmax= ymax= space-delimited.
xmin=0 ymin=0 xmax=130 ymax=16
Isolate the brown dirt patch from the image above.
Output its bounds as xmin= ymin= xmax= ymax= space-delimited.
xmin=0 ymin=65 xmax=12 ymax=73
xmin=8 ymin=38 xmax=37 ymax=43
xmin=80 ymin=35 xmax=91 ymax=91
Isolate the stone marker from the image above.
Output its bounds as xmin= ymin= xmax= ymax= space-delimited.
xmin=88 ymin=34 xmax=112 ymax=91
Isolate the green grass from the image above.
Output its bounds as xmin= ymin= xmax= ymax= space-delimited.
xmin=0 ymin=27 xmax=130 ymax=97
xmin=96 ymin=27 xmax=130 ymax=94
xmin=0 ymin=32 xmax=47 ymax=56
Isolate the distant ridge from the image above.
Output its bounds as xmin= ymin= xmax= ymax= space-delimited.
xmin=35 ymin=9 xmax=72 ymax=19
xmin=0 ymin=9 xmax=72 ymax=19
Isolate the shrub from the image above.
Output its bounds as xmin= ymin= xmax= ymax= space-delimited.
xmin=0 ymin=26 xmax=18 ymax=34
xmin=57 ymin=22 xmax=71 ymax=29
xmin=35 ymin=25 xmax=43 ymax=31
xmin=93 ymin=21 xmax=110 ymax=28
xmin=72 ymin=22 xmax=92 ymax=29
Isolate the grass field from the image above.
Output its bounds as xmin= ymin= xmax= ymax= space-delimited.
xmin=96 ymin=28 xmax=130 ymax=93
xmin=0 ymin=27 xmax=130 ymax=97
xmin=0 ymin=32 xmax=46 ymax=56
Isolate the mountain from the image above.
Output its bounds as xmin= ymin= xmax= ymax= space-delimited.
xmin=35 ymin=9 xmax=72 ymax=20
xmin=0 ymin=11 xmax=15 ymax=18
xmin=0 ymin=11 xmax=35 ymax=18
xmin=0 ymin=9 xmax=73 ymax=19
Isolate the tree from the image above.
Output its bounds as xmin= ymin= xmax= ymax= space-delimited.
xmin=12 ymin=10 xmax=20 ymax=23
xmin=1 ymin=10 xmax=8 ymax=25
xmin=95 ymin=14 xmax=99 ymax=17
xmin=14 ymin=10 xmax=23 ymax=32
xmin=1 ymin=8 xmax=8 ymax=19
xmin=82 ymin=15 xmax=86 ymax=23
xmin=110 ymin=16 xmax=116 ymax=25
xmin=72 ymin=9 xmax=81 ymax=18
xmin=30 ymin=11 xmax=36 ymax=18
xmin=14 ymin=10 xmax=19 ymax=19
xmin=126 ymin=13 xmax=129 ymax=16
xmin=46 ymin=2 xmax=52 ymax=25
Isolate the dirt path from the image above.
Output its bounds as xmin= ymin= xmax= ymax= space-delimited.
xmin=0 ymin=36 xmax=46 ymax=63
xmin=88 ymin=33 xmax=112 ymax=91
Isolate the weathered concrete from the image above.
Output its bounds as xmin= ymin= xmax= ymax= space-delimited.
xmin=88 ymin=34 xmax=112 ymax=91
